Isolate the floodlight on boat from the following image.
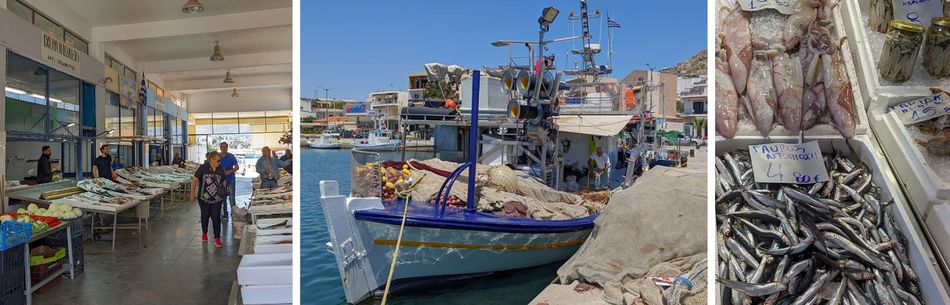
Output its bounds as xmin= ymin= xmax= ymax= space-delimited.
xmin=501 ymin=69 xmax=517 ymax=93
xmin=516 ymin=70 xmax=533 ymax=96
xmin=539 ymin=7 xmax=560 ymax=27
xmin=507 ymin=99 xmax=541 ymax=124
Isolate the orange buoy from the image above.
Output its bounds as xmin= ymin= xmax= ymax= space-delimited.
xmin=444 ymin=99 xmax=456 ymax=110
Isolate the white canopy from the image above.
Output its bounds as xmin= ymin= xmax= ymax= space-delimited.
xmin=555 ymin=115 xmax=633 ymax=137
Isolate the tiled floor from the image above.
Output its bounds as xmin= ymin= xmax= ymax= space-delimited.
xmin=32 ymin=178 xmax=253 ymax=305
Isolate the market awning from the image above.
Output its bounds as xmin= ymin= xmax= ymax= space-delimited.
xmin=554 ymin=115 xmax=634 ymax=137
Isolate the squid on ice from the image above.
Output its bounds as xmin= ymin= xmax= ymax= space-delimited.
xmin=716 ymin=38 xmax=739 ymax=138
xmin=721 ymin=7 xmax=752 ymax=95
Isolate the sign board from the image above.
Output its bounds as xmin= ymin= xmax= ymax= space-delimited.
xmin=888 ymin=92 xmax=950 ymax=125
xmin=738 ymin=0 xmax=798 ymax=15
xmin=120 ymin=75 xmax=137 ymax=105
xmin=345 ymin=103 xmax=370 ymax=116
xmin=104 ymin=66 xmax=120 ymax=93
xmin=749 ymin=141 xmax=829 ymax=184
xmin=892 ymin=0 xmax=944 ymax=27
xmin=41 ymin=33 xmax=80 ymax=74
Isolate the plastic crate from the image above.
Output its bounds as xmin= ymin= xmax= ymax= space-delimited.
xmin=65 ymin=234 xmax=83 ymax=278
xmin=43 ymin=218 xmax=83 ymax=247
xmin=0 ymin=221 xmax=32 ymax=251
xmin=0 ymin=244 xmax=25 ymax=305
xmin=30 ymin=258 xmax=63 ymax=294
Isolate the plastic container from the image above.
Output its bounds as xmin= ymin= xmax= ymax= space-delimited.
xmin=716 ymin=0 xmax=869 ymax=137
xmin=0 ymin=221 xmax=32 ymax=251
xmin=716 ymin=135 xmax=950 ymax=305
xmin=867 ymin=92 xmax=950 ymax=214
xmin=241 ymin=284 xmax=292 ymax=305
xmin=30 ymin=258 xmax=63 ymax=293
xmin=840 ymin=0 xmax=950 ymax=104
xmin=0 ymin=244 xmax=25 ymax=305
xmin=237 ymin=252 xmax=292 ymax=286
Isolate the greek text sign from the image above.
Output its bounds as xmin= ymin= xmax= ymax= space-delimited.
xmin=40 ymin=33 xmax=80 ymax=74
xmin=749 ymin=141 xmax=829 ymax=184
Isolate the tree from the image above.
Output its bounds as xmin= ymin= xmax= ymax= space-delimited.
xmin=280 ymin=128 xmax=293 ymax=145
xmin=693 ymin=117 xmax=707 ymax=138
xmin=423 ymin=82 xmax=458 ymax=100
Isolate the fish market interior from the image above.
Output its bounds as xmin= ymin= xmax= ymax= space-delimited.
xmin=715 ymin=0 xmax=950 ymax=304
xmin=0 ymin=1 xmax=292 ymax=305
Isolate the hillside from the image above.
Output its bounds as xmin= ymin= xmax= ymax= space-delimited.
xmin=661 ymin=50 xmax=707 ymax=77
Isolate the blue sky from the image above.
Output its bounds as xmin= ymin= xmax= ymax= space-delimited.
xmin=301 ymin=1 xmax=707 ymax=101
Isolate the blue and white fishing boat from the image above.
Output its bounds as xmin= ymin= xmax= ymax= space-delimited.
xmin=351 ymin=129 xmax=399 ymax=151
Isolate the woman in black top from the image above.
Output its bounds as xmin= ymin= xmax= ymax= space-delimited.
xmin=190 ymin=151 xmax=227 ymax=248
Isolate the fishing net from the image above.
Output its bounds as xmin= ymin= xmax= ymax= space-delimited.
xmin=404 ymin=159 xmax=601 ymax=220
xmin=556 ymin=166 xmax=707 ymax=305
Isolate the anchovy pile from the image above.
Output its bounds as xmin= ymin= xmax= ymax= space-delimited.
xmin=715 ymin=150 xmax=924 ymax=305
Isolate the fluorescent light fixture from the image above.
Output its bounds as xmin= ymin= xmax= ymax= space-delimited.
xmin=4 ymin=87 xmax=26 ymax=95
xmin=30 ymin=93 xmax=45 ymax=100
xmin=65 ymin=123 xmax=76 ymax=128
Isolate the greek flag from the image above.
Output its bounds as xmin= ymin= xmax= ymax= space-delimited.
xmin=608 ymin=18 xmax=621 ymax=28
xmin=139 ymin=72 xmax=147 ymax=104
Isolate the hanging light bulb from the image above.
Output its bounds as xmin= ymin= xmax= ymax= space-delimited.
xmin=210 ymin=41 xmax=224 ymax=61
xmin=223 ymin=69 xmax=234 ymax=83
xmin=231 ymin=88 xmax=239 ymax=98
xmin=182 ymin=0 xmax=205 ymax=14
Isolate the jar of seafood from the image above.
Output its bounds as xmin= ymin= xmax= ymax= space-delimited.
xmin=869 ymin=0 xmax=893 ymax=33
xmin=880 ymin=20 xmax=925 ymax=83
xmin=923 ymin=17 xmax=950 ymax=78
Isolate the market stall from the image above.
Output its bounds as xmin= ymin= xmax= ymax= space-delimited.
xmin=230 ymin=170 xmax=293 ymax=305
xmin=715 ymin=0 xmax=950 ymax=304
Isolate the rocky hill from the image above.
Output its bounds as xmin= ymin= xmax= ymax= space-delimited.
xmin=661 ymin=50 xmax=706 ymax=77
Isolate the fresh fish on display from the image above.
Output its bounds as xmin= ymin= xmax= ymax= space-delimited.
xmin=715 ymin=150 xmax=924 ymax=305
xmin=822 ymin=51 xmax=856 ymax=138
xmin=783 ymin=0 xmax=818 ymax=50
xmin=750 ymin=9 xmax=787 ymax=51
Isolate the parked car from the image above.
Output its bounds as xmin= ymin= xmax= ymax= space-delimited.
xmin=656 ymin=130 xmax=704 ymax=147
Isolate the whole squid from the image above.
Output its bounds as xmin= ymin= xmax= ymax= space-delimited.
xmin=721 ymin=7 xmax=753 ymax=95
xmin=717 ymin=43 xmax=739 ymax=138
xmin=771 ymin=51 xmax=805 ymax=131
xmin=784 ymin=0 xmax=818 ymax=50
xmin=823 ymin=51 xmax=855 ymax=138
xmin=746 ymin=51 xmax=778 ymax=137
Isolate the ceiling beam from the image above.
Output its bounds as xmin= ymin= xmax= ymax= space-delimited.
xmin=164 ymin=74 xmax=291 ymax=91
xmin=140 ymin=50 xmax=291 ymax=74
xmin=92 ymin=7 xmax=291 ymax=43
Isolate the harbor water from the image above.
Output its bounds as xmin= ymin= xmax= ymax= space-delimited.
xmin=301 ymin=149 xmax=564 ymax=305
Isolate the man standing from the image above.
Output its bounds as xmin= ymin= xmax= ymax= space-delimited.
xmin=218 ymin=142 xmax=239 ymax=219
xmin=93 ymin=144 xmax=117 ymax=181
xmin=279 ymin=149 xmax=293 ymax=175
xmin=589 ymin=146 xmax=610 ymax=189
xmin=36 ymin=146 xmax=54 ymax=184
xmin=256 ymin=146 xmax=290 ymax=189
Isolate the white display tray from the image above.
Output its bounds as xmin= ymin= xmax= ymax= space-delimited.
xmin=867 ymin=92 xmax=950 ymax=214
xmin=839 ymin=0 xmax=950 ymax=104
xmin=241 ymin=284 xmax=292 ymax=305
xmin=715 ymin=0 xmax=868 ymax=137
xmin=927 ymin=204 xmax=950 ymax=274
xmin=237 ymin=253 xmax=292 ymax=286
xmin=253 ymin=235 xmax=292 ymax=254
xmin=717 ymin=136 xmax=950 ymax=305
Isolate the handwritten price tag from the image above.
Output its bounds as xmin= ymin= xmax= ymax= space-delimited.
xmin=888 ymin=92 xmax=950 ymax=125
xmin=749 ymin=141 xmax=829 ymax=184
xmin=738 ymin=0 xmax=799 ymax=15
xmin=892 ymin=0 xmax=944 ymax=28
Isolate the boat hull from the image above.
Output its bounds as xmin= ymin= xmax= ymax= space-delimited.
xmin=308 ymin=143 xmax=342 ymax=149
xmin=352 ymin=142 xmax=398 ymax=151
xmin=319 ymin=181 xmax=593 ymax=304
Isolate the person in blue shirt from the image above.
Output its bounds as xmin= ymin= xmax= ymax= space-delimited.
xmin=217 ymin=142 xmax=240 ymax=218
xmin=256 ymin=146 xmax=290 ymax=189
xmin=111 ymin=157 xmax=123 ymax=170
